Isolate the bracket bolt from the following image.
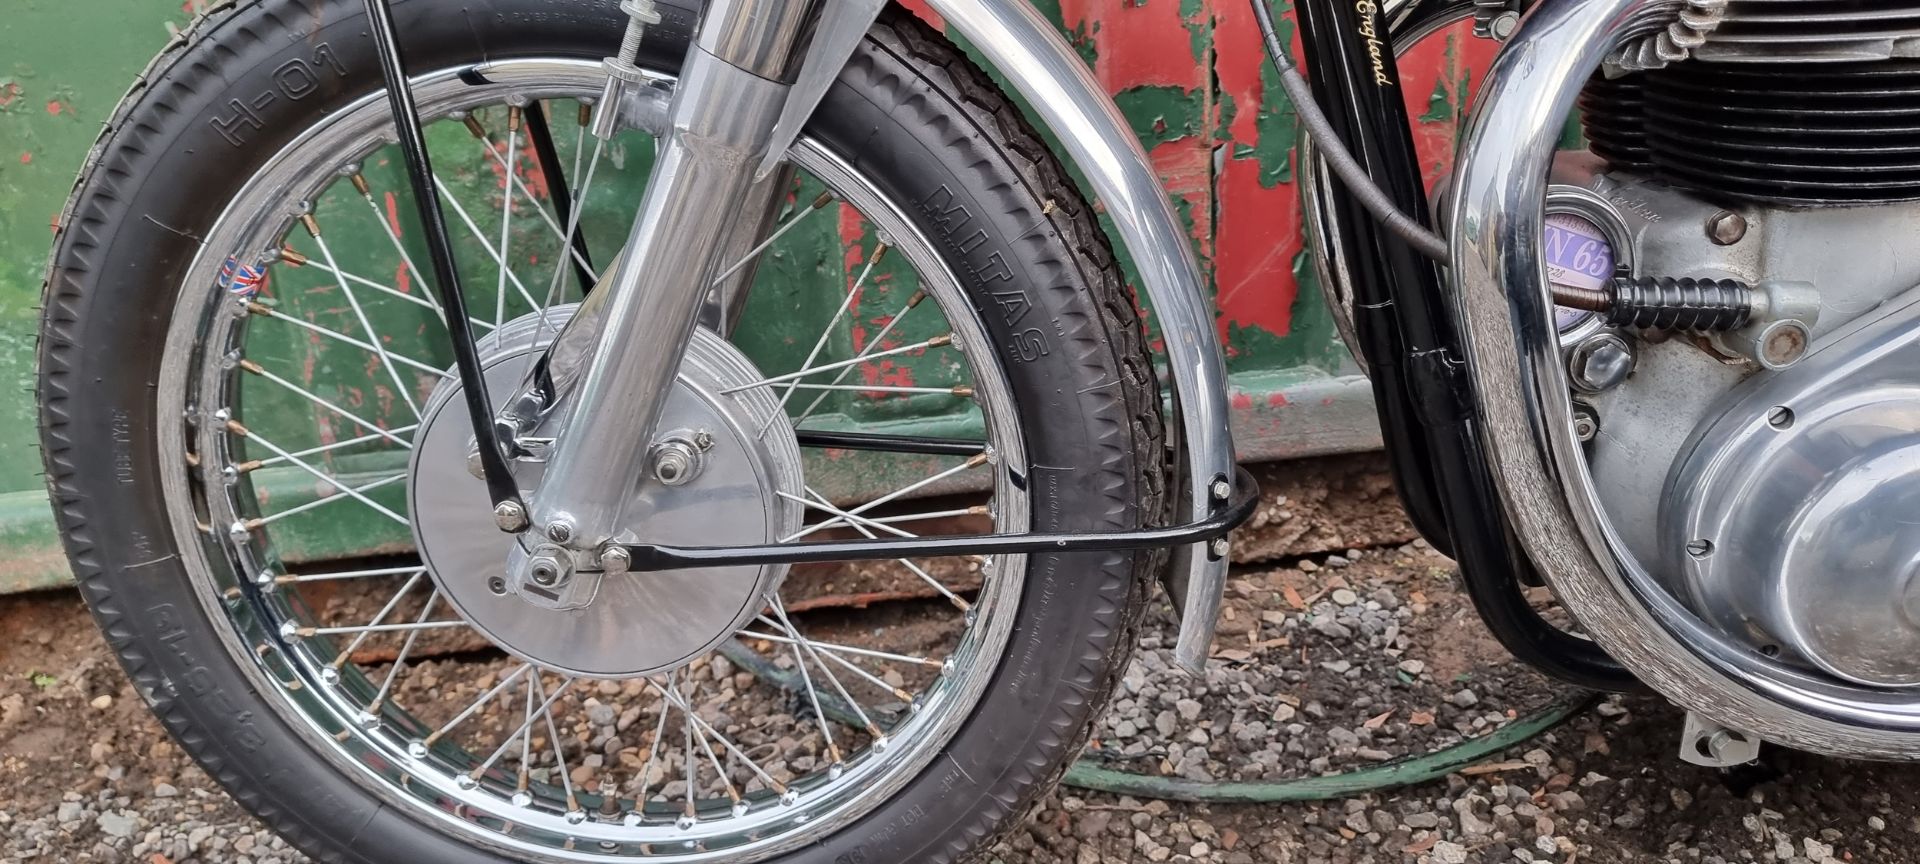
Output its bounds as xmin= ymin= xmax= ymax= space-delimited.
xmin=493 ymin=501 xmax=528 ymax=532
xmin=529 ymin=560 xmax=561 ymax=586
xmin=546 ymin=519 xmax=575 ymax=544
xmin=599 ymin=545 xmax=632 ymax=576
xmin=1209 ymin=537 xmax=1230 ymax=558
xmin=1209 ymin=478 xmax=1232 ymax=501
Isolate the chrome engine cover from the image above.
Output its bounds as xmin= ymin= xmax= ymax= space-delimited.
xmin=1561 ymin=154 xmax=1920 ymax=688
xmin=1664 ymin=289 xmax=1920 ymax=687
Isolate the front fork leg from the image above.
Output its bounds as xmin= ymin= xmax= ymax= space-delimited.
xmin=524 ymin=0 xmax=825 ymax=553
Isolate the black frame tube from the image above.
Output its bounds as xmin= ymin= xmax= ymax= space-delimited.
xmin=363 ymin=0 xmax=523 ymax=511
xmin=1289 ymin=0 xmax=1637 ymax=691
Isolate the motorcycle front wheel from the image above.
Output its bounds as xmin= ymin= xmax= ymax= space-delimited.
xmin=36 ymin=1 xmax=1165 ymax=862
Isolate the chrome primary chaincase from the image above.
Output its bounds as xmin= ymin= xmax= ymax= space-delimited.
xmin=409 ymin=305 xmax=804 ymax=679
xmin=1665 ymin=289 xmax=1920 ymax=688
xmin=1450 ymin=0 xmax=1920 ymax=759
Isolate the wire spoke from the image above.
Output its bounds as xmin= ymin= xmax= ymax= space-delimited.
xmin=758 ymin=241 xmax=888 ymax=435
xmin=276 ymin=563 xmax=425 ymax=585
xmin=771 ymin=597 xmax=885 ymax=740
xmin=426 ymin=663 xmax=533 ymax=746
xmin=540 ymin=135 xmax=607 ymax=319
xmin=631 ymin=671 xmax=677 ymax=808
xmin=711 ymin=191 xmax=836 ymax=288
xmin=249 ymin=472 xmax=406 ymax=528
xmin=782 ymin=453 xmax=989 ymax=542
xmin=283 ymin=255 xmax=494 ymax=332
xmin=350 ymin=173 xmax=443 ymax=323
xmin=789 ymin=288 xmax=928 ymax=429
xmin=467 ymin=112 xmax=601 ymax=285
xmin=368 ymin=591 xmax=440 ymax=712
xmin=788 ymin=489 xmax=970 ymax=611
xmin=646 ymin=677 xmax=788 ymax=797
xmin=532 ymin=672 xmax=583 ymax=813
xmin=302 ymin=619 xmax=468 ymax=638
xmin=246 ymin=304 xmax=452 ymax=380
xmin=769 ymin=604 xmax=841 ymax=768
xmin=247 ymin=425 xmax=420 ymax=472
xmin=719 ymin=334 xmax=951 ymax=394
xmin=431 ymin=174 xmax=546 ymax=312
xmin=302 ymin=216 xmax=423 ymax=419
xmin=316 ymin=569 xmax=425 ymax=665
xmin=237 ymin=428 xmax=410 ymax=526
xmin=741 ymin=623 xmax=942 ymax=668
xmin=493 ymin=108 xmax=520 ymax=329
xmin=235 ymin=363 xmax=414 ymax=449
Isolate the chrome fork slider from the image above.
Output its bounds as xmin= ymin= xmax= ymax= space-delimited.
xmin=1449 ymin=0 xmax=1920 ymax=758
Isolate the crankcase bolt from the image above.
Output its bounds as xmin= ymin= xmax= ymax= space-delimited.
xmin=1707 ymin=210 xmax=1748 ymax=246
xmin=1569 ymin=333 xmax=1635 ymax=394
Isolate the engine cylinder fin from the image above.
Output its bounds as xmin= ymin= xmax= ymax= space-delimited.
xmin=1585 ymin=60 xmax=1920 ymax=203
xmin=1704 ymin=1 xmax=1920 ymax=63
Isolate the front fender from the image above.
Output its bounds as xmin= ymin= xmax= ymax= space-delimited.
xmin=925 ymin=0 xmax=1239 ymax=673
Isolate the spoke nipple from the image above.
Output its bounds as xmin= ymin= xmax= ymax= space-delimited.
xmin=622 ymin=811 xmax=644 ymax=827
xmin=300 ymin=214 xmax=321 ymax=238
xmin=456 ymin=773 xmax=479 ymax=790
xmin=811 ymin=191 xmax=835 ymax=209
xmin=675 ymin=814 xmax=696 ymax=831
xmin=731 ymin=800 xmax=750 ymax=818
xmin=511 ymin=791 xmax=533 ymax=808
xmin=226 ymin=419 xmax=251 ymax=437
xmin=221 ymin=465 xmax=240 ymax=486
xmin=508 ymin=105 xmax=523 ymax=132
xmin=952 ymin=385 xmax=975 ymax=398
xmin=870 ymin=243 xmax=890 ymax=266
xmin=907 ymin=289 xmax=927 ymax=308
xmin=350 ymin=173 xmax=371 ymax=197
xmin=234 ymin=459 xmax=263 ymax=474
xmin=827 ymin=760 xmax=846 ymax=779
xmin=965 ymin=452 xmax=990 ymax=469
xmin=237 ymin=358 xmax=264 ymax=376
xmin=229 ymin=520 xmax=253 ymax=542
xmin=931 ymin=333 xmax=954 ymax=347
xmin=278 ymin=247 xmax=309 ymax=267
xmin=463 ymin=115 xmax=488 ymax=139
xmin=565 ymin=809 xmax=587 ymax=825
xmin=320 ymin=667 xmax=341 ymax=686
xmin=184 ymin=451 xmax=201 ymax=468
xmin=244 ymin=301 xmax=272 ymax=317
xmin=277 ymin=620 xmax=301 ymax=640
xmin=779 ymin=789 xmax=799 ymax=807
xmin=578 ymin=102 xmax=593 ymax=126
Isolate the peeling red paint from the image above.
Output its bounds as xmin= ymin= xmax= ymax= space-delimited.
xmin=45 ymin=101 xmax=62 ymax=116
xmin=0 ymin=82 xmax=22 ymax=109
xmin=17 ymin=152 xmax=29 ymax=165
xmin=1231 ymin=391 xmax=1254 ymax=410
xmin=1268 ymin=390 xmax=1289 ymax=407
xmin=894 ymin=0 xmax=944 ymax=29
xmin=1060 ymin=0 xmax=1203 ymax=90
xmin=1210 ymin=0 xmax=1300 ymax=342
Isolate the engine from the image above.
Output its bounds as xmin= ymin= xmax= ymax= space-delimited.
xmin=1555 ymin=1 xmax=1920 ymax=688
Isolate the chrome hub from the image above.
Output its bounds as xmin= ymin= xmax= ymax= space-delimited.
xmin=409 ymin=305 xmax=804 ymax=679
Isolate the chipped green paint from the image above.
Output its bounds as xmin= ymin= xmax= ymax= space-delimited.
xmin=1115 ymin=85 xmax=1207 ymax=149
xmin=1250 ymin=52 xmax=1300 ymax=187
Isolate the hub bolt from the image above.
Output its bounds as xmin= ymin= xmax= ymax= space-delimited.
xmin=546 ymin=519 xmax=575 ymax=544
xmin=487 ymin=576 xmax=509 ymax=595
xmin=651 ymin=439 xmax=703 ymax=486
xmin=599 ymin=545 xmax=632 ymax=576
xmin=493 ymin=500 xmax=528 ymax=532
xmin=530 ymin=561 xmax=561 ymax=586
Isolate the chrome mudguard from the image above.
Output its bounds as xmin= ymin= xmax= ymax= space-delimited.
xmin=926 ymin=0 xmax=1239 ymax=672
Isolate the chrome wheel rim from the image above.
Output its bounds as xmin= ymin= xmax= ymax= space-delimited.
xmin=156 ymin=58 xmax=1030 ymax=861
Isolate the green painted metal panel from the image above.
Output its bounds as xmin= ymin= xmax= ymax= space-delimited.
xmin=0 ymin=0 xmax=1494 ymax=589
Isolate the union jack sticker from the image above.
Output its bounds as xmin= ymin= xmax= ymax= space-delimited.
xmin=218 ymin=256 xmax=268 ymax=297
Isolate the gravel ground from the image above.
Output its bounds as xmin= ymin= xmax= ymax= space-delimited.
xmin=3 ymin=462 xmax=1918 ymax=863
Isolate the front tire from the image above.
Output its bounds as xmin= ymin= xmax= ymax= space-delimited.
xmin=39 ymin=2 xmax=1165 ymax=862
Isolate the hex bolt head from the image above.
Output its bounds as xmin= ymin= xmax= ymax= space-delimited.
xmin=1569 ymin=333 xmax=1635 ymax=394
xmin=692 ymin=430 xmax=715 ymax=451
xmin=1209 ymin=478 xmax=1232 ymax=501
xmin=1707 ymin=211 xmax=1748 ymax=246
xmin=599 ymin=545 xmax=632 ymax=576
xmin=493 ymin=501 xmax=528 ymax=532
xmin=530 ymin=561 xmax=559 ymax=586
xmin=1209 ymin=537 xmax=1230 ymax=558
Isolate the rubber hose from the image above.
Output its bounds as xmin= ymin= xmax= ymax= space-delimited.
xmin=720 ymin=639 xmax=1597 ymax=804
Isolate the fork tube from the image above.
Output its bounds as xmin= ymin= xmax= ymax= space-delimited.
xmin=526 ymin=0 xmax=824 ymax=548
